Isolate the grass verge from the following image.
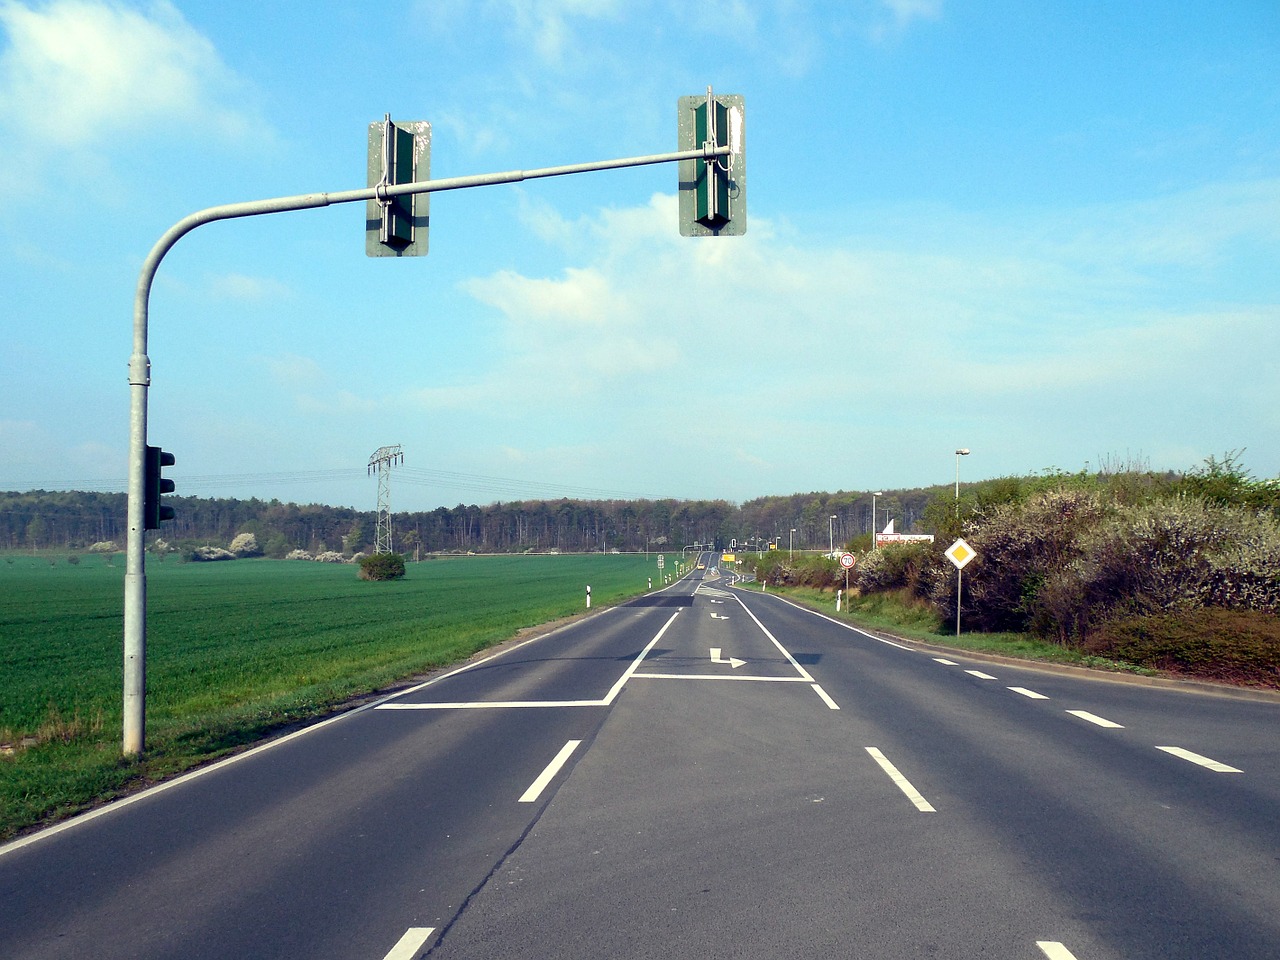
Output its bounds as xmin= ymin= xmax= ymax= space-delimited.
xmin=750 ymin=584 xmax=1158 ymax=675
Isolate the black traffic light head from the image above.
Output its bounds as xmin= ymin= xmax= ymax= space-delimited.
xmin=144 ymin=445 xmax=176 ymax=529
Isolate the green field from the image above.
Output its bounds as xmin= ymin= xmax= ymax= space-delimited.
xmin=0 ymin=553 xmax=659 ymax=839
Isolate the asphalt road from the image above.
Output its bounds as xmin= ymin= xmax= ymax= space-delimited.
xmin=2 ymin=560 xmax=1277 ymax=959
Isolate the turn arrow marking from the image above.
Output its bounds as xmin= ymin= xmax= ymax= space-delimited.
xmin=710 ymin=647 xmax=746 ymax=669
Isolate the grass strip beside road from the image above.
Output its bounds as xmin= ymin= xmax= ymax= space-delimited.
xmin=752 ymin=584 xmax=1158 ymax=675
xmin=0 ymin=553 xmax=658 ymax=840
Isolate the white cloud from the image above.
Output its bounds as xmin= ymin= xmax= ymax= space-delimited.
xmin=0 ymin=0 xmax=263 ymax=190
xmin=208 ymin=273 xmax=293 ymax=303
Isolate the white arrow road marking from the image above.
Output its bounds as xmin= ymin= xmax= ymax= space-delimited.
xmin=710 ymin=647 xmax=746 ymax=669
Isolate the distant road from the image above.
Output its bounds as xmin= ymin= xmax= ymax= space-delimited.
xmin=3 ymin=557 xmax=1277 ymax=959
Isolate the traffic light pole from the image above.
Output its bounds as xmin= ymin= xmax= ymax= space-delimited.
xmin=122 ymin=141 xmax=732 ymax=755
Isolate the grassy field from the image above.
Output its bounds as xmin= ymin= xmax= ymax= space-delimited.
xmin=0 ymin=552 xmax=659 ymax=839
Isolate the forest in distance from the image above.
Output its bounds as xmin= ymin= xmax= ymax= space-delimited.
xmin=2 ymin=485 xmax=943 ymax=557
xmin=3 ymin=455 xmax=1274 ymax=558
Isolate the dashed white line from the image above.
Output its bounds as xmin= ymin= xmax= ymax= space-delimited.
xmin=1008 ymin=686 xmax=1050 ymax=700
xmin=933 ymin=657 xmax=959 ymax=665
xmin=865 ymin=747 xmax=936 ymax=813
xmin=1036 ymin=942 xmax=1079 ymax=960
xmin=519 ymin=740 xmax=582 ymax=803
xmin=382 ymin=927 xmax=435 ymax=960
xmin=811 ymin=684 xmax=841 ymax=710
xmin=965 ymin=669 xmax=998 ymax=680
xmin=1156 ymin=746 xmax=1243 ymax=773
xmin=1066 ymin=710 xmax=1124 ymax=729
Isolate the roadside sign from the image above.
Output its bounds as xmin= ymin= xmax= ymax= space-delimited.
xmin=945 ymin=538 xmax=976 ymax=570
xmin=657 ymin=555 xmax=665 ymax=569
xmin=839 ymin=553 xmax=856 ymax=569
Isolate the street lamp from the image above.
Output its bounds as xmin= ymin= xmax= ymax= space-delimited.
xmin=955 ymin=448 xmax=970 ymax=517
xmin=829 ymin=515 xmax=837 ymax=554
xmin=872 ymin=492 xmax=883 ymax=550
xmin=789 ymin=527 xmax=796 ymax=559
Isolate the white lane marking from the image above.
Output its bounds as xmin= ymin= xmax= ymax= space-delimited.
xmin=730 ymin=594 xmax=816 ymax=681
xmin=933 ymin=657 xmax=959 ymax=665
xmin=1156 ymin=746 xmax=1243 ymax=773
xmin=602 ymin=609 xmax=681 ymax=704
xmin=1067 ymin=710 xmax=1124 ymax=729
xmin=519 ymin=740 xmax=582 ymax=803
xmin=1009 ymin=686 xmax=1050 ymax=700
xmin=811 ymin=684 xmax=841 ymax=710
xmin=630 ymin=673 xmax=809 ymax=683
xmin=965 ymin=670 xmax=998 ymax=680
xmin=382 ymin=927 xmax=435 ymax=960
xmin=375 ymin=610 xmax=683 ymax=712
xmin=759 ymin=594 xmax=913 ymax=649
xmin=865 ymin=747 xmax=936 ymax=813
xmin=1036 ymin=942 xmax=1079 ymax=960
xmin=380 ymin=699 xmax=602 ymax=710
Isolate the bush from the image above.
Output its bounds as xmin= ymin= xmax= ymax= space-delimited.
xmin=1084 ymin=608 xmax=1280 ymax=688
xmin=285 ymin=549 xmax=314 ymax=561
xmin=853 ymin=542 xmax=933 ymax=594
xmin=188 ymin=546 xmax=235 ymax=562
xmin=358 ymin=553 xmax=406 ymax=581
xmin=1037 ymin=498 xmax=1280 ymax=640
xmin=229 ymin=532 xmax=262 ymax=557
xmin=934 ymin=490 xmax=1109 ymax=634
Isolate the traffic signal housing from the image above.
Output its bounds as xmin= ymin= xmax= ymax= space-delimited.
xmin=366 ymin=116 xmax=431 ymax=256
xmin=678 ymin=91 xmax=746 ymax=236
xmin=144 ymin=445 xmax=176 ymax=529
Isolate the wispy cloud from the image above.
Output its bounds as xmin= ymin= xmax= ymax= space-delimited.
xmin=0 ymin=0 xmax=265 ymax=192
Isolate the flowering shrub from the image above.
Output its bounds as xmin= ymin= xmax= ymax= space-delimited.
xmin=314 ymin=551 xmax=347 ymax=563
xmin=1037 ymin=498 xmax=1280 ymax=640
xmin=285 ymin=549 xmax=314 ymax=561
xmin=229 ymin=532 xmax=262 ymax=557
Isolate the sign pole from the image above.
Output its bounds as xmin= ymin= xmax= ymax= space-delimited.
xmin=956 ymin=569 xmax=962 ymax=636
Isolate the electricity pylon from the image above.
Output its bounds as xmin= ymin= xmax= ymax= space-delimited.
xmin=367 ymin=445 xmax=404 ymax=554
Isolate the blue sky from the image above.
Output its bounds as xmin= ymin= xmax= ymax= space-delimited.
xmin=2 ymin=0 xmax=1277 ymax=512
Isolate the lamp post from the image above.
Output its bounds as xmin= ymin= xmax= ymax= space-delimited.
xmin=789 ymin=528 xmax=796 ymax=559
xmin=829 ymin=514 xmax=837 ymax=554
xmin=955 ymin=448 xmax=970 ymax=518
xmin=872 ymin=492 xmax=883 ymax=550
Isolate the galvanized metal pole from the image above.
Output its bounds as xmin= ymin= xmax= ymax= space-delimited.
xmin=121 ymin=144 xmax=729 ymax=755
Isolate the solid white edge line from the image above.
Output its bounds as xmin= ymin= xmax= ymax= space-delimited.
xmin=811 ymin=684 xmax=841 ymax=710
xmin=1009 ymin=686 xmax=1050 ymax=700
xmin=865 ymin=747 xmax=936 ymax=813
xmin=519 ymin=739 xmax=583 ymax=803
xmin=1066 ymin=710 xmax=1125 ymax=729
xmin=1036 ymin=942 xmax=1079 ymax=960
xmin=1156 ymin=746 xmax=1243 ymax=773
xmin=965 ymin=670 xmax=998 ymax=680
xmin=758 ymin=592 xmax=913 ymax=650
xmin=383 ymin=927 xmax=436 ymax=960
xmin=379 ymin=700 xmax=605 ymax=709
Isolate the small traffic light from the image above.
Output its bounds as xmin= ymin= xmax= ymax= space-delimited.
xmin=144 ymin=445 xmax=176 ymax=529
xmin=366 ymin=116 xmax=431 ymax=257
xmin=678 ymin=89 xmax=746 ymax=236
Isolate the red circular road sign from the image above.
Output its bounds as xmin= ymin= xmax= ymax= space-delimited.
xmin=839 ymin=553 xmax=856 ymax=569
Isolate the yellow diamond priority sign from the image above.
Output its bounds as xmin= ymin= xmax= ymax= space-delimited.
xmin=945 ymin=538 xmax=976 ymax=570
